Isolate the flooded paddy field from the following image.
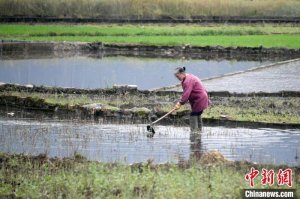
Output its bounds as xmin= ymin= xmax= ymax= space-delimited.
xmin=0 ymin=54 xmax=275 ymax=90
xmin=203 ymin=59 xmax=300 ymax=93
xmin=0 ymin=116 xmax=299 ymax=166
xmin=0 ymin=44 xmax=299 ymax=167
xmin=160 ymin=58 xmax=300 ymax=93
xmin=0 ymin=40 xmax=299 ymax=199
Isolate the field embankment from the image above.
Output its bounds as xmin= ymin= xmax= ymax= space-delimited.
xmin=0 ymin=83 xmax=299 ymax=127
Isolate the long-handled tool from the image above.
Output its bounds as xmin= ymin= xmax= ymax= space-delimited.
xmin=146 ymin=107 xmax=177 ymax=137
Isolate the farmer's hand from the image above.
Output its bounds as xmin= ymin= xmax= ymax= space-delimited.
xmin=175 ymin=102 xmax=181 ymax=110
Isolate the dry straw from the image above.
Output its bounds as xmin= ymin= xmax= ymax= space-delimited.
xmin=0 ymin=0 xmax=299 ymax=18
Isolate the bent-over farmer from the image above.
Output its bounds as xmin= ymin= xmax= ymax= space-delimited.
xmin=174 ymin=67 xmax=209 ymax=132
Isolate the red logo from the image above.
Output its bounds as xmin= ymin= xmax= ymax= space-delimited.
xmin=245 ymin=168 xmax=293 ymax=187
xmin=277 ymin=169 xmax=293 ymax=187
xmin=261 ymin=168 xmax=275 ymax=186
xmin=245 ymin=167 xmax=259 ymax=187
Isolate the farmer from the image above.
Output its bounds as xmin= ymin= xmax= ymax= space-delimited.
xmin=174 ymin=67 xmax=209 ymax=132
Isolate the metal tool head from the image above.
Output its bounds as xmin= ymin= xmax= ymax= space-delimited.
xmin=146 ymin=125 xmax=155 ymax=138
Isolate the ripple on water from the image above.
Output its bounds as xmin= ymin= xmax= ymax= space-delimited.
xmin=0 ymin=119 xmax=299 ymax=166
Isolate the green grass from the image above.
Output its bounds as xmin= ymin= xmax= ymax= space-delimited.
xmin=204 ymin=106 xmax=300 ymax=124
xmin=1 ymin=24 xmax=299 ymax=48
xmin=5 ymin=35 xmax=300 ymax=48
xmin=204 ymin=96 xmax=300 ymax=124
xmin=0 ymin=153 xmax=298 ymax=198
xmin=1 ymin=24 xmax=300 ymax=36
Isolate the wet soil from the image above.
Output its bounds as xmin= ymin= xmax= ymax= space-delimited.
xmin=1 ymin=16 xmax=300 ymax=24
xmin=1 ymin=41 xmax=300 ymax=61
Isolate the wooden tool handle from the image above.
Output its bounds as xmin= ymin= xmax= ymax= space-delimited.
xmin=151 ymin=107 xmax=177 ymax=125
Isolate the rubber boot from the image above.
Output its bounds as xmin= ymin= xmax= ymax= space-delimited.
xmin=190 ymin=115 xmax=202 ymax=133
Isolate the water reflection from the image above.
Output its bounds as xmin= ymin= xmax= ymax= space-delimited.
xmin=0 ymin=56 xmax=271 ymax=90
xmin=190 ymin=133 xmax=203 ymax=161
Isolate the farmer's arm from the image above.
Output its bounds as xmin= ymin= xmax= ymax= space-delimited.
xmin=179 ymin=79 xmax=193 ymax=105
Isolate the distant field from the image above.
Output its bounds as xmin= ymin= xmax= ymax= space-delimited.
xmin=1 ymin=24 xmax=300 ymax=48
xmin=1 ymin=24 xmax=300 ymax=36
xmin=0 ymin=0 xmax=299 ymax=18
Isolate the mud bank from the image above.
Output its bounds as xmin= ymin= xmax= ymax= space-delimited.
xmin=0 ymin=93 xmax=299 ymax=129
xmin=1 ymin=16 xmax=300 ymax=24
xmin=0 ymin=83 xmax=142 ymax=95
xmin=0 ymin=82 xmax=299 ymax=97
xmin=1 ymin=41 xmax=300 ymax=60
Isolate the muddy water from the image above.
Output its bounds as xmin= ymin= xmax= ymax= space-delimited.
xmin=0 ymin=56 xmax=271 ymax=90
xmin=0 ymin=118 xmax=299 ymax=166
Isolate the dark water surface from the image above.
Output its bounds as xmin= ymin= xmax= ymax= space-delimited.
xmin=0 ymin=56 xmax=271 ymax=90
xmin=0 ymin=118 xmax=299 ymax=166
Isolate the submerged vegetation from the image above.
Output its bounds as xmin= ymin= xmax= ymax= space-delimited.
xmin=1 ymin=24 xmax=300 ymax=48
xmin=0 ymin=0 xmax=299 ymax=18
xmin=0 ymin=152 xmax=298 ymax=198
